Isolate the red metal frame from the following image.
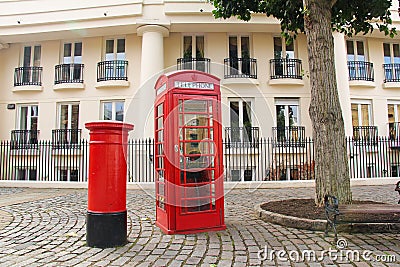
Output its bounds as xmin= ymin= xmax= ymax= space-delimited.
xmin=154 ymin=70 xmax=225 ymax=234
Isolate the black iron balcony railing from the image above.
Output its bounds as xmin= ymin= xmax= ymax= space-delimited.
xmin=225 ymin=127 xmax=259 ymax=148
xmin=97 ymin=60 xmax=128 ymax=82
xmin=52 ymin=129 xmax=82 ymax=149
xmin=177 ymin=58 xmax=211 ymax=73
xmin=10 ymin=130 xmax=39 ymax=149
xmin=347 ymin=61 xmax=374 ymax=81
xmin=224 ymin=57 xmax=257 ymax=79
xmin=389 ymin=122 xmax=400 ymax=139
xmin=269 ymin=58 xmax=302 ymax=80
xmin=55 ymin=64 xmax=84 ymax=84
xmin=272 ymin=126 xmax=305 ymax=147
xmin=14 ymin=66 xmax=43 ymax=86
xmin=383 ymin=63 xmax=400 ymax=83
xmin=353 ymin=126 xmax=378 ymax=145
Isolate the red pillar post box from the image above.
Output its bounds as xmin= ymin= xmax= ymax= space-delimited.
xmin=154 ymin=70 xmax=226 ymax=234
xmin=85 ymin=121 xmax=134 ymax=248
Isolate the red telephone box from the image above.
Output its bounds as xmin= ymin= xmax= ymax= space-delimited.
xmin=154 ymin=70 xmax=226 ymax=234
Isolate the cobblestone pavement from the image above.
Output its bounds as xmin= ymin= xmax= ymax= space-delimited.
xmin=0 ymin=185 xmax=399 ymax=267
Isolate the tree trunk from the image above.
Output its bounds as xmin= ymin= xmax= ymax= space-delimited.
xmin=303 ymin=0 xmax=352 ymax=206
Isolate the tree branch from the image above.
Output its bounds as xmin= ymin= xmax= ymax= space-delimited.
xmin=330 ymin=0 xmax=337 ymax=8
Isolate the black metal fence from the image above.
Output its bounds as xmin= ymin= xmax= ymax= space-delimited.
xmin=97 ymin=60 xmax=128 ymax=82
xmin=55 ymin=64 xmax=84 ymax=84
xmin=14 ymin=66 xmax=43 ymax=86
xmin=269 ymin=58 xmax=303 ymax=80
xmin=1 ymin=137 xmax=400 ymax=182
xmin=347 ymin=61 xmax=374 ymax=81
xmin=224 ymin=57 xmax=257 ymax=79
xmin=383 ymin=63 xmax=400 ymax=83
xmin=177 ymin=58 xmax=211 ymax=73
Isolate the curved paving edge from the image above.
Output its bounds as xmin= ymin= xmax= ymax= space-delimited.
xmin=0 ymin=210 xmax=13 ymax=230
xmin=254 ymin=203 xmax=327 ymax=232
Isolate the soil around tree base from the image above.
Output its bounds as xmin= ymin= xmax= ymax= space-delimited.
xmin=256 ymin=199 xmax=400 ymax=234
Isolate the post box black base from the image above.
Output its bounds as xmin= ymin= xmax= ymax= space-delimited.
xmin=86 ymin=211 xmax=127 ymax=248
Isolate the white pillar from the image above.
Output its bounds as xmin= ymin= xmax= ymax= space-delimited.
xmin=129 ymin=25 xmax=169 ymax=139
xmin=333 ymin=32 xmax=352 ymax=137
xmin=137 ymin=25 xmax=169 ymax=85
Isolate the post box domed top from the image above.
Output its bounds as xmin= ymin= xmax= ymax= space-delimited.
xmin=155 ymin=70 xmax=220 ymax=97
xmin=85 ymin=121 xmax=134 ymax=132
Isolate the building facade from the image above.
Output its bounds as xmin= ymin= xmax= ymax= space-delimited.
xmin=1 ymin=0 xmax=400 ymax=182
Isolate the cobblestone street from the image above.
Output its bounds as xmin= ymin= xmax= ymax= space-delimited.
xmin=0 ymin=185 xmax=399 ymax=266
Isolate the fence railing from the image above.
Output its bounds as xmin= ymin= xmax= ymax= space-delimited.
xmin=347 ymin=61 xmax=374 ymax=81
xmin=97 ymin=60 xmax=128 ymax=82
xmin=224 ymin=57 xmax=257 ymax=79
xmin=10 ymin=130 xmax=40 ymax=149
xmin=269 ymin=58 xmax=303 ymax=80
xmin=14 ymin=66 xmax=43 ymax=86
xmin=52 ymin=129 xmax=82 ymax=149
xmin=383 ymin=63 xmax=400 ymax=83
xmin=177 ymin=58 xmax=211 ymax=73
xmin=55 ymin=64 xmax=84 ymax=84
xmin=2 ymin=137 xmax=400 ymax=182
xmin=224 ymin=127 xmax=259 ymax=148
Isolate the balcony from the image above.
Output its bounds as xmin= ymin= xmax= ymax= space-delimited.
xmin=10 ymin=130 xmax=39 ymax=149
xmin=52 ymin=129 xmax=81 ymax=149
xmin=223 ymin=57 xmax=257 ymax=80
xmin=353 ymin=126 xmax=378 ymax=146
xmin=14 ymin=67 xmax=43 ymax=91
xmin=383 ymin=64 xmax=400 ymax=88
xmin=224 ymin=127 xmax=259 ymax=148
xmin=96 ymin=60 xmax=129 ymax=88
xmin=347 ymin=61 xmax=375 ymax=87
xmin=54 ymin=64 xmax=84 ymax=90
xmin=177 ymin=58 xmax=210 ymax=73
xmin=272 ymin=126 xmax=305 ymax=147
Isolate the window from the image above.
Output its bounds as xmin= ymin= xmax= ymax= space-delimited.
xmin=16 ymin=168 xmax=37 ymax=181
xmin=21 ymin=45 xmax=41 ymax=84
xmin=63 ymin=42 xmax=82 ymax=64
xmin=275 ymin=99 xmax=300 ymax=142
xmin=59 ymin=169 xmax=79 ymax=182
xmin=383 ymin=43 xmax=400 ymax=82
xmin=105 ymin=38 xmax=125 ymax=61
xmin=273 ymin=37 xmax=295 ymax=59
xmin=346 ymin=40 xmax=366 ymax=62
xmin=351 ymin=100 xmax=375 ymax=140
xmin=102 ymin=100 xmax=124 ymax=121
xmin=228 ymin=99 xmax=256 ymax=144
xmin=182 ymin=35 xmax=206 ymax=71
xmin=388 ymin=101 xmax=400 ymax=139
xmin=56 ymin=103 xmax=80 ymax=145
xmin=61 ymin=42 xmax=83 ymax=82
xmin=228 ymin=35 xmax=251 ymax=75
xmin=22 ymin=45 xmax=41 ymax=67
xmin=18 ymin=104 xmax=38 ymax=131
xmin=230 ymin=169 xmax=253 ymax=182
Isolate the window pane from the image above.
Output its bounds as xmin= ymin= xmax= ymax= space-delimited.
xmin=71 ymin=105 xmax=79 ymax=129
xmin=33 ymin=46 xmax=41 ymax=66
xmin=20 ymin=107 xmax=28 ymax=130
xmin=74 ymin=42 xmax=82 ymax=57
xmin=394 ymin=44 xmax=400 ymax=63
xmin=276 ymin=105 xmax=286 ymax=128
xmin=103 ymin=102 xmax=112 ymax=120
xmin=183 ymin=36 xmax=192 ymax=58
xmin=115 ymin=102 xmax=124 ymax=122
xmin=196 ymin=36 xmax=204 ymax=58
xmin=60 ymin=105 xmax=69 ymax=129
xmin=351 ymin=104 xmax=359 ymax=127
xmin=64 ymin=43 xmax=72 ymax=58
xmin=361 ymin=104 xmax=370 ymax=126
xmin=388 ymin=104 xmax=395 ymax=123
xmin=23 ymin=46 xmax=31 ymax=66
xmin=289 ymin=105 xmax=298 ymax=126
xmin=241 ymin=36 xmax=250 ymax=58
xmin=357 ymin=41 xmax=365 ymax=56
xmin=117 ymin=39 xmax=125 ymax=53
xmin=274 ymin=37 xmax=283 ymax=58
xmin=286 ymin=40 xmax=294 ymax=58
xmin=383 ymin=43 xmax=391 ymax=63
xmin=106 ymin=40 xmax=114 ymax=54
xmin=229 ymin=36 xmax=238 ymax=58
xmin=243 ymin=102 xmax=252 ymax=127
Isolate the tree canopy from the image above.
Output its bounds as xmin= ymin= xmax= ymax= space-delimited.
xmin=210 ymin=0 xmax=396 ymax=38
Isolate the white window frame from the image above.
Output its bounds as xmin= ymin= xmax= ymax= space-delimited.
xmin=182 ymin=34 xmax=206 ymax=58
xmin=227 ymin=34 xmax=251 ymax=58
xmin=104 ymin=37 xmax=126 ymax=61
xmin=273 ymin=36 xmax=296 ymax=59
xmin=61 ymin=41 xmax=83 ymax=64
xmin=101 ymin=100 xmax=125 ymax=121
xmin=351 ymin=99 xmax=373 ymax=127
xmin=21 ymin=44 xmax=41 ymax=67
xmin=228 ymin=98 xmax=254 ymax=128
xmin=346 ymin=39 xmax=367 ymax=61
xmin=16 ymin=104 xmax=38 ymax=130
xmin=58 ymin=102 xmax=79 ymax=129
xmin=274 ymin=98 xmax=300 ymax=127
